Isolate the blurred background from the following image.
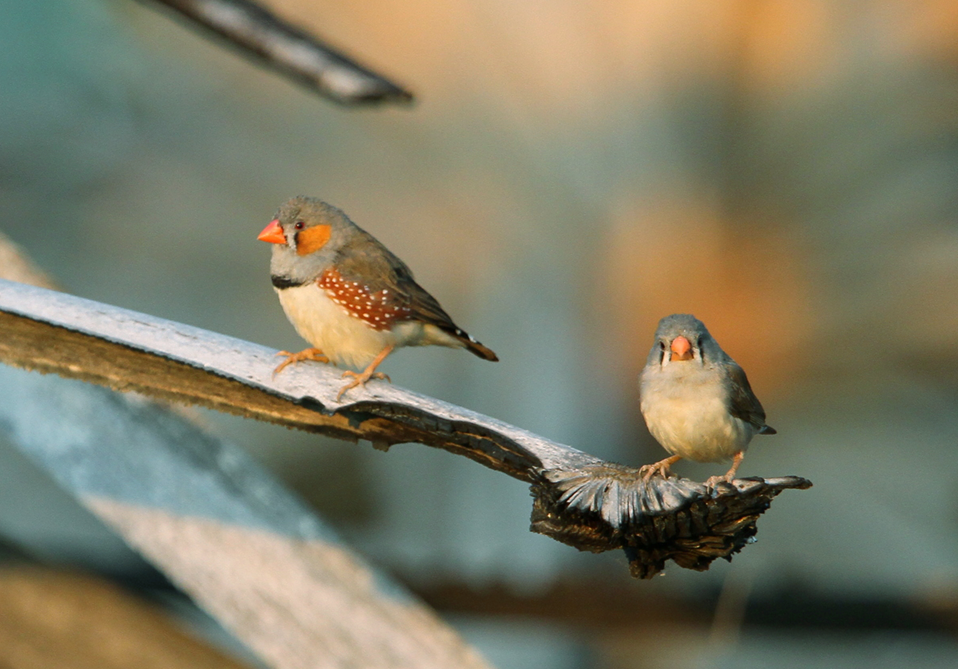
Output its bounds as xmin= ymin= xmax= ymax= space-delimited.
xmin=2 ymin=0 xmax=958 ymax=667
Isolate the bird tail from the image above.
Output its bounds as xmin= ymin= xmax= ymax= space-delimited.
xmin=465 ymin=338 xmax=498 ymax=361
xmin=759 ymin=425 xmax=777 ymax=435
xmin=450 ymin=328 xmax=498 ymax=361
xmin=439 ymin=323 xmax=498 ymax=361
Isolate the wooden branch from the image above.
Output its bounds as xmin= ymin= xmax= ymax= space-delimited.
xmin=410 ymin=575 xmax=958 ymax=633
xmin=0 ymin=279 xmax=811 ymax=578
xmin=137 ymin=0 xmax=413 ymax=105
xmin=0 ymin=367 xmax=491 ymax=669
xmin=0 ymin=323 xmax=491 ymax=667
xmin=0 ymin=567 xmax=254 ymax=668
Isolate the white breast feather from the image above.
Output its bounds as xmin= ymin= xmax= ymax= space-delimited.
xmin=640 ymin=364 xmax=755 ymax=463
xmin=276 ymin=285 xmax=467 ymax=369
xmin=276 ymin=284 xmax=394 ymax=369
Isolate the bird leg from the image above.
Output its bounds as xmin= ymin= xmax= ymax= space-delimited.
xmin=272 ymin=347 xmax=329 ymax=376
xmin=706 ymin=451 xmax=744 ymax=488
xmin=639 ymin=455 xmax=682 ymax=482
xmin=337 ymin=345 xmax=394 ymax=401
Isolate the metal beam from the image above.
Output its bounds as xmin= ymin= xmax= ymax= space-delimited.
xmin=137 ymin=0 xmax=413 ymax=105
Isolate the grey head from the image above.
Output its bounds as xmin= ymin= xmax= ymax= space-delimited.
xmin=268 ymin=196 xmax=358 ymax=287
xmin=645 ymin=313 xmax=733 ymax=369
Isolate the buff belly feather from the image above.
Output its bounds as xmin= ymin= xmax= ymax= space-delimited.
xmin=275 ymin=284 xmax=466 ymax=369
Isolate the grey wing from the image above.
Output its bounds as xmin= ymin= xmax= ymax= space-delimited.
xmin=336 ymin=231 xmax=467 ymax=331
xmin=335 ymin=230 xmax=498 ymax=361
xmin=725 ymin=362 xmax=776 ymax=434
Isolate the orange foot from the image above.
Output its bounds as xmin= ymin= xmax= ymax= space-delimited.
xmin=337 ymin=369 xmax=391 ymax=401
xmin=273 ymin=348 xmax=329 ymax=376
xmin=705 ymin=451 xmax=744 ymax=488
xmin=336 ymin=344 xmax=395 ymax=401
xmin=639 ymin=455 xmax=682 ymax=482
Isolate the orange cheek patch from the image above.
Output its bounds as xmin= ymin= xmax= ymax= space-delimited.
xmin=295 ymin=225 xmax=332 ymax=255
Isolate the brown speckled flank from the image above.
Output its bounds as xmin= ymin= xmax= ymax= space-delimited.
xmin=318 ymin=268 xmax=412 ymax=331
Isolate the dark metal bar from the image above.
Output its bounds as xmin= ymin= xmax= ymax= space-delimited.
xmin=139 ymin=0 xmax=413 ymax=105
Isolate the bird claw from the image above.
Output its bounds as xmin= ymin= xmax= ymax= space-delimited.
xmin=705 ymin=453 xmax=743 ymax=488
xmin=272 ymin=348 xmax=329 ymax=376
xmin=705 ymin=474 xmax=734 ymax=488
xmin=336 ymin=370 xmax=391 ymax=401
xmin=705 ymin=469 xmax=740 ymax=488
xmin=639 ymin=455 xmax=682 ymax=482
xmin=639 ymin=463 xmax=671 ymax=482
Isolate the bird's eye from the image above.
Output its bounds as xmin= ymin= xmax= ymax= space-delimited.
xmin=294 ymin=221 xmax=305 ymax=230
xmin=658 ymin=341 xmax=665 ymax=351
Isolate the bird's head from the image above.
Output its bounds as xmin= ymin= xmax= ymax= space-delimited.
xmin=647 ymin=313 xmax=726 ymax=368
xmin=258 ymin=196 xmax=355 ymax=283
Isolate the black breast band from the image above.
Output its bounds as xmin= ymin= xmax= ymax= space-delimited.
xmin=271 ymin=275 xmax=307 ymax=289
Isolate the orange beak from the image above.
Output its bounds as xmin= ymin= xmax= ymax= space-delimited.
xmin=670 ymin=336 xmax=693 ymax=361
xmin=257 ymin=219 xmax=286 ymax=245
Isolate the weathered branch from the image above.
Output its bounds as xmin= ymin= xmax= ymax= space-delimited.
xmin=0 ymin=279 xmax=810 ymax=577
xmin=137 ymin=0 xmax=413 ymax=105
xmin=0 ymin=568 xmax=255 ymax=668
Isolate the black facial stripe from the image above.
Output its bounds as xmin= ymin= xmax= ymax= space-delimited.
xmin=271 ymin=275 xmax=308 ymax=289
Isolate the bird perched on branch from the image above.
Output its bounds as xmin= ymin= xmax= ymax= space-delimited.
xmin=258 ymin=196 xmax=497 ymax=400
xmin=638 ymin=314 xmax=775 ymax=486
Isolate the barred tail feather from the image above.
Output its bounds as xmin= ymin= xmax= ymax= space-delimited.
xmin=465 ymin=338 xmax=498 ymax=361
xmin=446 ymin=325 xmax=498 ymax=361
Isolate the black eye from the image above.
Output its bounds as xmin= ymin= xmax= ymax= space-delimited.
xmin=658 ymin=341 xmax=665 ymax=351
xmin=294 ymin=221 xmax=305 ymax=230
